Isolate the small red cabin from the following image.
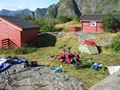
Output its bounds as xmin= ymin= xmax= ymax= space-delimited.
xmin=0 ymin=15 xmax=39 ymax=48
xmin=80 ymin=14 xmax=120 ymax=33
xmin=69 ymin=27 xmax=81 ymax=32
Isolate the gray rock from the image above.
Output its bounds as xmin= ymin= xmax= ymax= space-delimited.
xmin=89 ymin=71 xmax=120 ymax=90
xmin=0 ymin=64 xmax=84 ymax=90
xmin=57 ymin=32 xmax=113 ymax=46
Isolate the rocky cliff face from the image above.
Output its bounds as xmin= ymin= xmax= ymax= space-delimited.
xmin=34 ymin=8 xmax=47 ymax=18
xmin=45 ymin=0 xmax=120 ymax=18
xmin=45 ymin=5 xmax=58 ymax=18
xmin=0 ymin=64 xmax=84 ymax=90
xmin=56 ymin=0 xmax=81 ymax=17
xmin=74 ymin=0 xmax=120 ymax=14
xmin=1 ymin=0 xmax=120 ymax=18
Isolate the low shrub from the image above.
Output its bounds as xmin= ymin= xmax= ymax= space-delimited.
xmin=40 ymin=21 xmax=57 ymax=32
xmin=57 ymin=15 xmax=71 ymax=23
xmin=111 ymin=34 xmax=120 ymax=53
xmin=102 ymin=14 xmax=120 ymax=32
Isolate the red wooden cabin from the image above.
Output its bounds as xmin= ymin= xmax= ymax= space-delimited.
xmin=69 ymin=27 xmax=81 ymax=32
xmin=0 ymin=15 xmax=39 ymax=48
xmin=80 ymin=14 xmax=120 ymax=33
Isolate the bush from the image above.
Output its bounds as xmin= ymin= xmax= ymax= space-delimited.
xmin=24 ymin=15 xmax=35 ymax=22
xmin=102 ymin=14 xmax=120 ymax=32
xmin=111 ymin=34 xmax=120 ymax=53
xmin=71 ymin=15 xmax=79 ymax=21
xmin=57 ymin=15 xmax=71 ymax=23
xmin=40 ymin=21 xmax=57 ymax=32
xmin=33 ymin=18 xmax=45 ymax=31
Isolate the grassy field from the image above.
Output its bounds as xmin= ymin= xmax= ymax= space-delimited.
xmin=55 ymin=20 xmax=81 ymax=31
xmin=0 ymin=34 xmax=120 ymax=89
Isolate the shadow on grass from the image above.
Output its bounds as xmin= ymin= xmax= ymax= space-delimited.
xmin=34 ymin=33 xmax=57 ymax=48
xmin=97 ymin=46 xmax=102 ymax=53
xmin=0 ymin=47 xmax=38 ymax=55
xmin=0 ymin=33 xmax=56 ymax=55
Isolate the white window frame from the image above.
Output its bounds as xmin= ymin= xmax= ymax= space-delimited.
xmin=89 ymin=22 xmax=96 ymax=26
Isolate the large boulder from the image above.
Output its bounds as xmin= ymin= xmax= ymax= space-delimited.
xmin=89 ymin=70 xmax=120 ymax=90
xmin=0 ymin=64 xmax=84 ymax=90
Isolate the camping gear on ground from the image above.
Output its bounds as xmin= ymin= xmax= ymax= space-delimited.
xmin=0 ymin=57 xmax=26 ymax=73
xmin=49 ymin=55 xmax=58 ymax=60
xmin=91 ymin=63 xmax=102 ymax=70
xmin=52 ymin=65 xmax=62 ymax=73
xmin=57 ymin=53 xmax=66 ymax=62
xmin=30 ymin=61 xmax=38 ymax=67
xmin=11 ymin=57 xmax=26 ymax=64
xmin=24 ymin=61 xmax=38 ymax=68
xmin=0 ymin=63 xmax=12 ymax=73
xmin=57 ymin=51 xmax=80 ymax=64
xmin=78 ymin=40 xmax=98 ymax=54
xmin=6 ymin=56 xmax=26 ymax=64
xmin=107 ymin=66 xmax=120 ymax=75
xmin=0 ymin=58 xmax=8 ymax=65
xmin=65 ymin=52 xmax=72 ymax=64
xmin=57 ymin=45 xmax=80 ymax=64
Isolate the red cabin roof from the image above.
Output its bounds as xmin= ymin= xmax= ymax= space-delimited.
xmin=82 ymin=40 xmax=96 ymax=46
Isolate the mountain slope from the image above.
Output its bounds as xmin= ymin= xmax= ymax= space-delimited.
xmin=45 ymin=0 xmax=81 ymax=18
xmin=34 ymin=8 xmax=47 ymax=18
xmin=10 ymin=9 xmax=34 ymax=17
xmin=1 ymin=0 xmax=120 ymax=18
xmin=0 ymin=9 xmax=34 ymax=17
xmin=74 ymin=0 xmax=120 ymax=14
xmin=45 ymin=0 xmax=120 ymax=18
xmin=0 ymin=9 xmax=14 ymax=16
xmin=45 ymin=4 xmax=58 ymax=18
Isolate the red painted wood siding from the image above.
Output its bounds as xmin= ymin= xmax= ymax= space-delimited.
xmin=97 ymin=22 xmax=103 ymax=32
xmin=21 ymin=28 xmax=37 ymax=46
xmin=81 ymin=20 xmax=103 ymax=33
xmin=0 ymin=18 xmax=21 ymax=48
xmin=69 ymin=27 xmax=81 ymax=32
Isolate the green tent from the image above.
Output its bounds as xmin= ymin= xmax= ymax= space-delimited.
xmin=78 ymin=40 xmax=98 ymax=54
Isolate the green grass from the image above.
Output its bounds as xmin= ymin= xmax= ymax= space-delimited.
xmin=55 ymin=21 xmax=81 ymax=31
xmin=1 ymin=35 xmax=120 ymax=89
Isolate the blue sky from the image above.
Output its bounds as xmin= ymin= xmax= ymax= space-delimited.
xmin=0 ymin=0 xmax=60 ymax=11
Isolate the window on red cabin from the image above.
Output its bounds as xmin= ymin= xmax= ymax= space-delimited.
xmin=89 ymin=22 xmax=96 ymax=26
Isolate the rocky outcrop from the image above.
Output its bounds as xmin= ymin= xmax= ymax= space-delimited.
xmin=56 ymin=0 xmax=81 ymax=17
xmin=34 ymin=8 xmax=47 ymax=18
xmin=89 ymin=70 xmax=120 ymax=90
xmin=57 ymin=32 xmax=113 ymax=46
xmin=0 ymin=64 xmax=84 ymax=90
xmin=45 ymin=5 xmax=58 ymax=18
xmin=45 ymin=0 xmax=120 ymax=18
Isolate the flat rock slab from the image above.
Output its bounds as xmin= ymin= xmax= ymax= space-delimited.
xmin=89 ymin=70 xmax=120 ymax=90
xmin=0 ymin=64 xmax=84 ymax=90
xmin=57 ymin=32 xmax=113 ymax=46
